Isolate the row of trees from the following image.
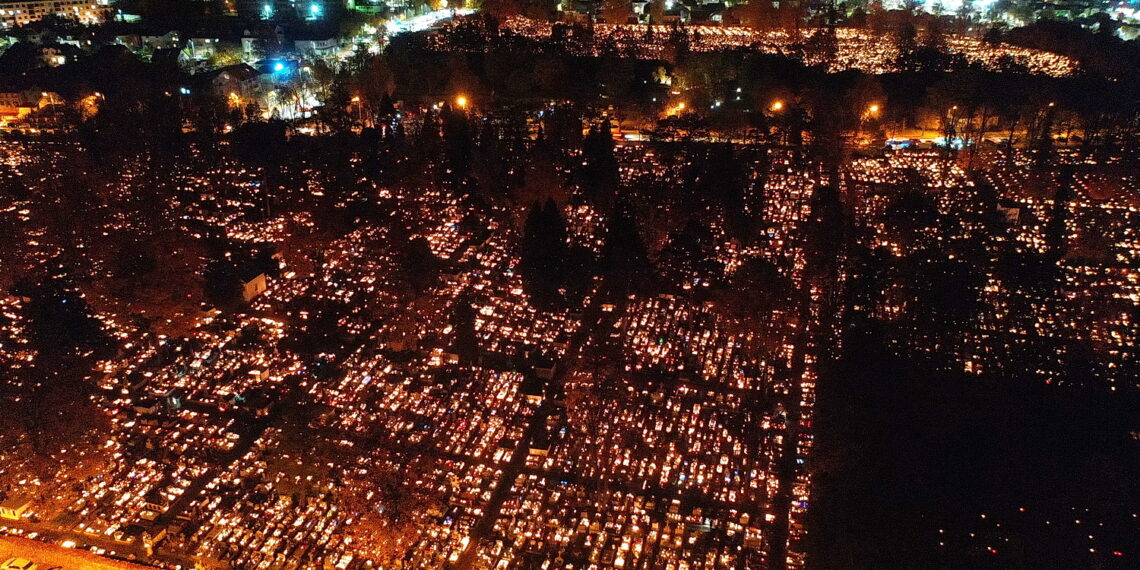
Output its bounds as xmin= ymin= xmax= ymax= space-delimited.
xmin=7 ymin=4 xmax=1135 ymax=167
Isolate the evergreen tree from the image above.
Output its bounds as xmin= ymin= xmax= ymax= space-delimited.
xmin=580 ymin=120 xmax=620 ymax=205
xmin=601 ymin=199 xmax=654 ymax=296
xmin=442 ymin=104 xmax=474 ymax=185
xmin=520 ymin=199 xmax=572 ymax=308
xmin=451 ymin=293 xmax=479 ymax=364
xmin=1045 ymin=165 xmax=1074 ymax=263
xmin=15 ymin=274 xmax=112 ymax=363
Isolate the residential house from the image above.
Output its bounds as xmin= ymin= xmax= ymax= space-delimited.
xmin=141 ymin=29 xmax=180 ymax=49
xmin=0 ymin=89 xmax=57 ymax=125
xmin=197 ymin=62 xmax=265 ymax=100
xmin=292 ymin=29 xmax=339 ymax=57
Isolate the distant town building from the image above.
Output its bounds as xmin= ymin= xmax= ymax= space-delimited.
xmin=0 ymin=90 xmax=59 ymax=126
xmin=185 ymin=36 xmax=225 ymax=60
xmin=0 ymin=0 xmax=109 ymax=29
xmin=142 ymin=30 xmax=181 ymax=50
xmin=197 ymin=63 xmax=266 ymax=100
xmin=292 ymin=31 xmax=339 ymax=57
xmin=40 ymin=44 xmax=64 ymax=65
xmin=346 ymin=0 xmax=386 ymax=15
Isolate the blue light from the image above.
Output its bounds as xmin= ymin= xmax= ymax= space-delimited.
xmin=310 ymin=3 xmax=321 ymax=15
xmin=273 ymin=62 xmax=285 ymax=72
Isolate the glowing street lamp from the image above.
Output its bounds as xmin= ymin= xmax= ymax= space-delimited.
xmin=770 ymin=100 xmax=784 ymax=112
xmin=455 ymin=95 xmax=468 ymax=109
xmin=858 ymin=103 xmax=882 ymax=145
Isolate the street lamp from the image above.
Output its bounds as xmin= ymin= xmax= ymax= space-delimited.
xmin=455 ymin=95 xmax=468 ymax=109
xmin=858 ymin=103 xmax=882 ymax=145
xmin=770 ymin=100 xmax=784 ymax=112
